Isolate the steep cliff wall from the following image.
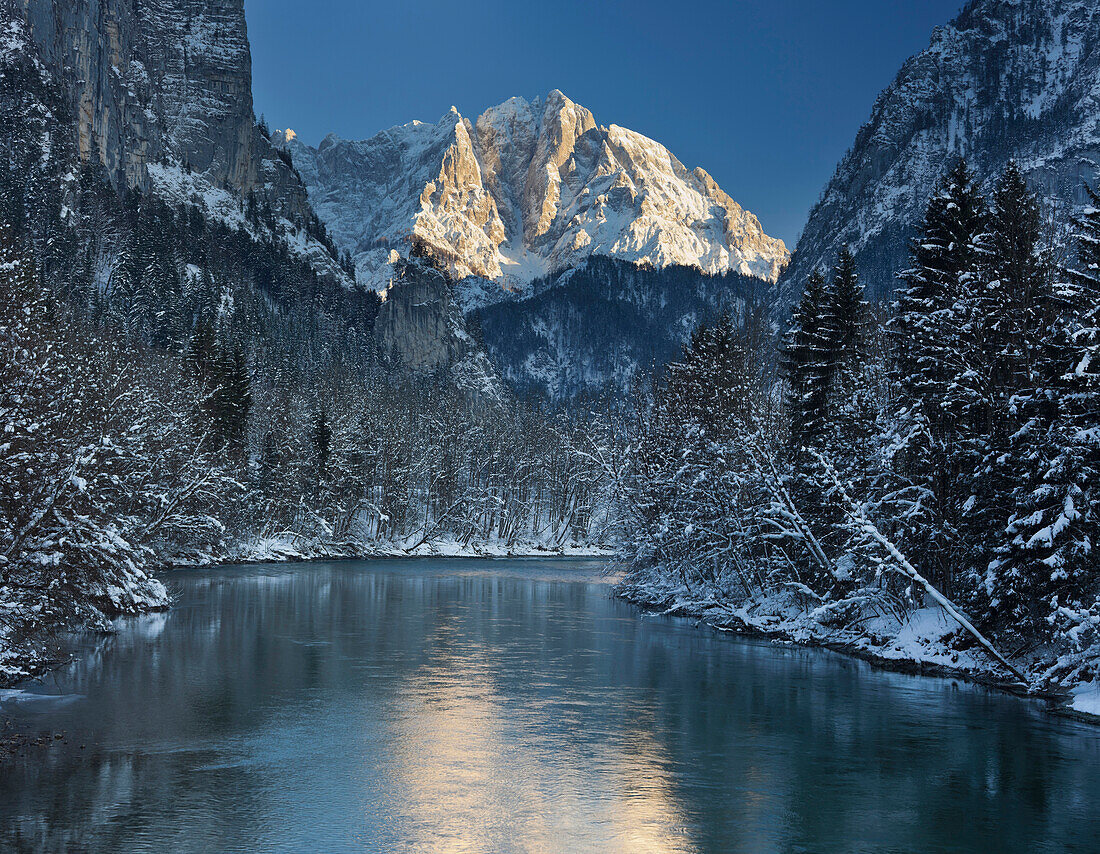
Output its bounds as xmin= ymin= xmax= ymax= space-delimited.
xmin=17 ymin=0 xmax=311 ymax=222
xmin=783 ymin=0 xmax=1100 ymax=303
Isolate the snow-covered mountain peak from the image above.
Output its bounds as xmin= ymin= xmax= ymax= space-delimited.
xmin=280 ymin=91 xmax=789 ymax=292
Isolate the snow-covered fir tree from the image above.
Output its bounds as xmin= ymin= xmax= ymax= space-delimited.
xmin=989 ymin=186 xmax=1100 ymax=640
xmin=781 ymin=270 xmax=835 ymax=456
xmin=886 ymin=160 xmax=989 ymax=595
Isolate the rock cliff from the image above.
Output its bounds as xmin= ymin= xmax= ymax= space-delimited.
xmin=16 ymin=0 xmax=317 ymax=227
xmin=783 ymin=0 xmax=1100 ymax=303
xmin=375 ymin=260 xmax=504 ymax=400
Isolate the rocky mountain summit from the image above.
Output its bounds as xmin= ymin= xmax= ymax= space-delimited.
xmin=276 ymin=91 xmax=789 ymax=293
xmin=784 ymin=0 xmax=1100 ymax=302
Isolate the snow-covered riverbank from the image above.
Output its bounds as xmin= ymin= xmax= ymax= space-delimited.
xmin=173 ymin=534 xmax=614 ymax=566
xmin=616 ymin=565 xmax=1100 ymax=723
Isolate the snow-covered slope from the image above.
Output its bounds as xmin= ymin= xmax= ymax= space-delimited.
xmin=476 ymin=256 xmax=768 ymax=401
xmin=276 ymin=91 xmax=789 ymax=293
xmin=784 ymin=0 xmax=1100 ymax=302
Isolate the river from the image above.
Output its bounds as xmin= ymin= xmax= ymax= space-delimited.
xmin=1 ymin=558 xmax=1099 ymax=853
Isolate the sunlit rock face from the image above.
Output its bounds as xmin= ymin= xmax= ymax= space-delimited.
xmin=782 ymin=0 xmax=1100 ymax=304
xmin=17 ymin=0 xmax=312 ymax=221
xmin=277 ymin=91 xmax=790 ymax=293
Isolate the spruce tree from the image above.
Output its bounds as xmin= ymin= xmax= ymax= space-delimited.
xmin=208 ymin=341 xmax=252 ymax=452
xmin=782 ymin=271 xmax=834 ymax=455
xmin=312 ymin=408 xmax=333 ymax=484
xmin=888 ymin=160 xmax=988 ymax=594
xmin=893 ymin=160 xmax=988 ymax=416
xmin=981 ymin=161 xmax=1050 ymax=401
xmin=822 ymin=247 xmax=873 ymax=485
xmin=988 ymin=184 xmax=1100 ymax=634
xmin=658 ymin=313 xmax=752 ymax=439
xmin=968 ymin=164 xmax=1054 ymax=620
xmin=828 ymin=246 xmax=865 ymax=360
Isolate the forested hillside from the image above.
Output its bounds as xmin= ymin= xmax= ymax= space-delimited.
xmin=475 ymin=256 xmax=773 ymax=401
xmin=618 ymin=161 xmax=1100 ymax=701
xmin=0 ymin=7 xmax=607 ymax=684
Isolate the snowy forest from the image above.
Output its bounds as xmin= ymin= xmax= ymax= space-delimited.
xmin=0 ymin=194 xmax=608 ymax=679
xmin=617 ymin=161 xmax=1100 ymax=691
xmin=1 ymin=0 xmax=1098 ymax=708
xmin=0 ymin=51 xmax=607 ymax=681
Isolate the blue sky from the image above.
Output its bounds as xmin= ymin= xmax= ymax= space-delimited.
xmin=248 ymin=0 xmax=963 ymax=248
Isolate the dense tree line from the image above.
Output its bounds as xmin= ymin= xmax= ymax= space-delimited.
xmin=620 ymin=161 xmax=1099 ymax=687
xmin=0 ymin=182 xmax=608 ymax=680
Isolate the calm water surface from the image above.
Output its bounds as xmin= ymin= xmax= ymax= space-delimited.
xmin=2 ymin=558 xmax=1099 ymax=853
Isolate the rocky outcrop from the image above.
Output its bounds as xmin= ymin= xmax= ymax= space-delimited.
xmin=375 ymin=260 xmax=505 ymax=400
xmin=278 ymin=91 xmax=789 ymax=293
xmin=16 ymin=0 xmax=312 ymax=222
xmin=783 ymin=0 xmax=1100 ymax=303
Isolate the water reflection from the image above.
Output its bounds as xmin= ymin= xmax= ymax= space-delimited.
xmin=1 ymin=559 xmax=1099 ymax=853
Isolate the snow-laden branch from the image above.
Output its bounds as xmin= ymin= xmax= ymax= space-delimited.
xmin=811 ymin=449 xmax=1029 ymax=685
xmin=744 ymin=435 xmax=831 ymax=574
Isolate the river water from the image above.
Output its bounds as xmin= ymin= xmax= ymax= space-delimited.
xmin=1 ymin=558 xmax=1099 ymax=853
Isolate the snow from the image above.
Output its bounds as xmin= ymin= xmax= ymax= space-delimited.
xmin=174 ymin=534 xmax=613 ymax=567
xmin=146 ymin=163 xmax=349 ymax=287
xmin=618 ymin=567 xmax=999 ymax=684
xmin=278 ymin=91 xmax=789 ymax=299
xmin=1072 ymin=681 xmax=1100 ymax=717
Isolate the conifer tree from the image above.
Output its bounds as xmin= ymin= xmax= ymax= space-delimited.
xmin=988 ymin=184 xmax=1100 ymax=634
xmin=964 ymin=163 xmax=1054 ymax=606
xmin=828 ymin=246 xmax=865 ymax=360
xmin=312 ymin=408 xmax=333 ymax=484
xmin=782 ymin=271 xmax=834 ymax=455
xmin=206 ymin=341 xmax=252 ymax=453
xmin=990 ymin=181 xmax=1100 ymax=633
xmin=822 ymin=247 xmax=873 ymax=484
xmin=981 ymin=161 xmax=1050 ymax=401
xmin=664 ymin=312 xmax=756 ymax=438
xmin=888 ymin=160 xmax=989 ymax=593
xmin=893 ymin=160 xmax=988 ymax=413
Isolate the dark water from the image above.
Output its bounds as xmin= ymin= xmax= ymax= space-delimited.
xmin=2 ymin=559 xmax=1099 ymax=853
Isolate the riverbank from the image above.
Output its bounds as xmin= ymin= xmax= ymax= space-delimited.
xmin=172 ymin=534 xmax=613 ymax=566
xmin=615 ymin=565 xmax=1100 ymax=724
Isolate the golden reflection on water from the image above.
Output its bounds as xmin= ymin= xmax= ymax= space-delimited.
xmin=375 ymin=640 xmax=694 ymax=853
xmin=7 ymin=561 xmax=1099 ymax=854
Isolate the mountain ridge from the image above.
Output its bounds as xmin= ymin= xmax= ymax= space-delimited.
xmin=275 ymin=90 xmax=789 ymax=294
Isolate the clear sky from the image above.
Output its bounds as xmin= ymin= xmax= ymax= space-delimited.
xmin=248 ymin=0 xmax=963 ymax=249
